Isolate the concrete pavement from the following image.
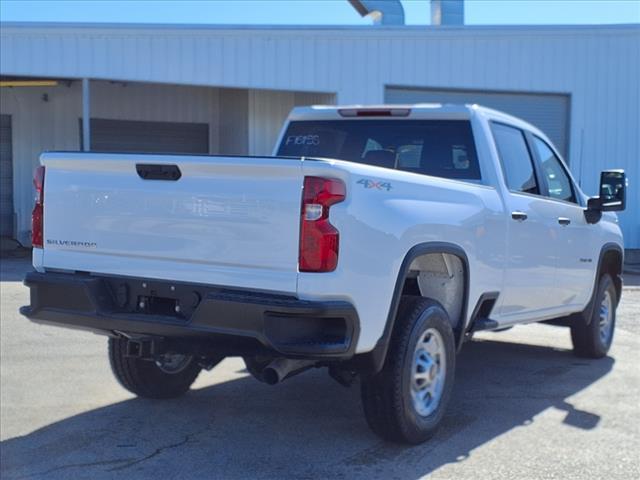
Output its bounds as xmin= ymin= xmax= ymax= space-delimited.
xmin=1 ymin=257 xmax=639 ymax=479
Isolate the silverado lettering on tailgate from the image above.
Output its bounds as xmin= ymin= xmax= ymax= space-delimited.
xmin=46 ymin=239 xmax=97 ymax=249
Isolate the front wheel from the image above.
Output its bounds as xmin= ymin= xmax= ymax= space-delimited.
xmin=570 ymin=273 xmax=617 ymax=358
xmin=361 ymin=296 xmax=456 ymax=444
xmin=108 ymin=337 xmax=202 ymax=399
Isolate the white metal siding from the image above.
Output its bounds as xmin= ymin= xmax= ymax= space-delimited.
xmin=0 ymin=24 xmax=638 ymax=246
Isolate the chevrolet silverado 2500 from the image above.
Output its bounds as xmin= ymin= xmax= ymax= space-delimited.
xmin=21 ymin=104 xmax=626 ymax=444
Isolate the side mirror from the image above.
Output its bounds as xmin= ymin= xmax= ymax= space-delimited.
xmin=584 ymin=170 xmax=626 ymax=224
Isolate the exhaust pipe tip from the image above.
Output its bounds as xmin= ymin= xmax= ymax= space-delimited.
xmin=260 ymin=358 xmax=316 ymax=385
xmin=262 ymin=367 xmax=280 ymax=385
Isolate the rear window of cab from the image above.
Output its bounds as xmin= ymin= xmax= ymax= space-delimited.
xmin=277 ymin=120 xmax=481 ymax=181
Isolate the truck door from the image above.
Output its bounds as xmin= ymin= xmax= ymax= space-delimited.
xmin=491 ymin=122 xmax=560 ymax=322
xmin=529 ymin=135 xmax=597 ymax=310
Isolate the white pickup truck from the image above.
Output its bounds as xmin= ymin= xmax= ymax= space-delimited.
xmin=21 ymin=104 xmax=626 ymax=444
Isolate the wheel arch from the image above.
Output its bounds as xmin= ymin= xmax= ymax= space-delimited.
xmin=598 ymin=243 xmax=623 ymax=305
xmin=349 ymin=242 xmax=470 ymax=375
xmin=571 ymin=242 xmax=624 ymax=326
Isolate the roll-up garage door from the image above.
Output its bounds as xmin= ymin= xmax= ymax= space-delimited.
xmin=385 ymin=87 xmax=570 ymax=159
xmin=80 ymin=118 xmax=209 ymax=154
xmin=0 ymin=115 xmax=13 ymax=237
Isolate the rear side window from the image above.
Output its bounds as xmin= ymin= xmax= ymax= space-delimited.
xmin=491 ymin=123 xmax=539 ymax=195
xmin=532 ymin=136 xmax=576 ymax=203
xmin=277 ymin=120 xmax=481 ymax=181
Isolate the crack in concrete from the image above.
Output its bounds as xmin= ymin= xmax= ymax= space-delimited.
xmin=18 ymin=458 xmax=136 ymax=479
xmin=107 ymin=427 xmax=208 ymax=472
xmin=15 ymin=426 xmax=211 ymax=478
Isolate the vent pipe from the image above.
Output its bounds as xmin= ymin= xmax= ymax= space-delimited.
xmin=431 ymin=0 xmax=464 ymax=26
xmin=349 ymin=0 xmax=405 ymax=25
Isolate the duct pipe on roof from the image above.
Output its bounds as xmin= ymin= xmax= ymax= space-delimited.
xmin=431 ymin=0 xmax=465 ymax=25
xmin=348 ymin=0 xmax=405 ymax=25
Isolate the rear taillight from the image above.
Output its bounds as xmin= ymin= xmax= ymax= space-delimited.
xmin=31 ymin=166 xmax=45 ymax=248
xmin=299 ymin=176 xmax=346 ymax=272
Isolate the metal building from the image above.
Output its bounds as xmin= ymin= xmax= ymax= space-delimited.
xmin=0 ymin=22 xmax=638 ymax=251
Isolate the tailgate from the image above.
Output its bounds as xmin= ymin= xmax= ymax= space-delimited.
xmin=41 ymin=152 xmax=303 ymax=293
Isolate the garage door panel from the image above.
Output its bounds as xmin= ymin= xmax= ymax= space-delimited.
xmin=81 ymin=118 xmax=209 ymax=154
xmin=0 ymin=114 xmax=13 ymax=237
xmin=385 ymin=87 xmax=569 ymax=159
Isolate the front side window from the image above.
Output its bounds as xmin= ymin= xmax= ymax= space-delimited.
xmin=532 ymin=136 xmax=576 ymax=203
xmin=491 ymin=123 xmax=539 ymax=195
xmin=277 ymin=120 xmax=481 ymax=181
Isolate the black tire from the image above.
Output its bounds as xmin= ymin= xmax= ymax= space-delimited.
xmin=571 ymin=273 xmax=617 ymax=358
xmin=108 ymin=337 xmax=202 ymax=399
xmin=361 ymin=296 xmax=456 ymax=444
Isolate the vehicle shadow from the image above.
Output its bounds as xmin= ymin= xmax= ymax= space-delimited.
xmin=1 ymin=338 xmax=614 ymax=480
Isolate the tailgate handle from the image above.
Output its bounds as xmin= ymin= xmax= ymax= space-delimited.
xmin=136 ymin=164 xmax=182 ymax=181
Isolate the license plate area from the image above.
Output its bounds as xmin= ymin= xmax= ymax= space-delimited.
xmin=137 ymin=295 xmax=181 ymax=317
xmin=104 ymin=277 xmax=203 ymax=320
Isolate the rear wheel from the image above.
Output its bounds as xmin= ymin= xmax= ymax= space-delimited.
xmin=361 ymin=296 xmax=456 ymax=444
xmin=570 ymin=273 xmax=617 ymax=358
xmin=108 ymin=337 xmax=202 ymax=399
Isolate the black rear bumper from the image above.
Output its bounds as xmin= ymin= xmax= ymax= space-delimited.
xmin=20 ymin=271 xmax=359 ymax=359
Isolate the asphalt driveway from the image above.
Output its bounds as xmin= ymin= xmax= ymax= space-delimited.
xmin=1 ymin=257 xmax=638 ymax=479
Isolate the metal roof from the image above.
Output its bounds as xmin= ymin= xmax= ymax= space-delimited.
xmin=1 ymin=21 xmax=638 ymax=33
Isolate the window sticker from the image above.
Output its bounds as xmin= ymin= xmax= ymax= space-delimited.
xmin=284 ymin=135 xmax=320 ymax=146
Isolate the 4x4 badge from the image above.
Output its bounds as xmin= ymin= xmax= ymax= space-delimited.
xmin=357 ymin=178 xmax=392 ymax=191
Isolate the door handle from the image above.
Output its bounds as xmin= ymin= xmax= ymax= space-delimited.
xmin=511 ymin=211 xmax=528 ymax=221
xmin=136 ymin=164 xmax=182 ymax=181
xmin=558 ymin=217 xmax=571 ymax=226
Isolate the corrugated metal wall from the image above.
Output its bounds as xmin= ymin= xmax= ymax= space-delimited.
xmin=0 ymin=24 xmax=638 ymax=246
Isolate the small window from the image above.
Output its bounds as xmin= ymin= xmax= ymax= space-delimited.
xmin=532 ymin=136 xmax=576 ymax=203
xmin=492 ymin=123 xmax=539 ymax=195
